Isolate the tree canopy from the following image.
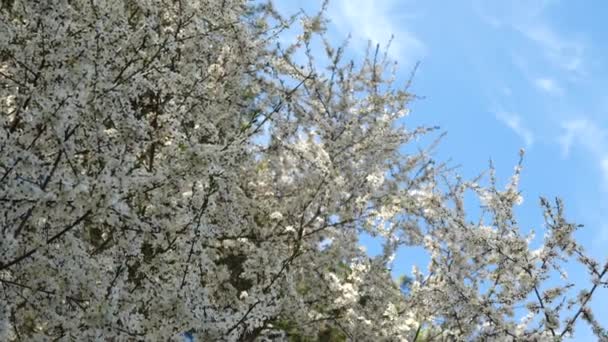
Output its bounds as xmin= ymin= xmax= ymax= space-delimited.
xmin=1 ymin=0 xmax=606 ymax=340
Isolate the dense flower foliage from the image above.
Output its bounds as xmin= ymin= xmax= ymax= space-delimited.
xmin=1 ymin=0 xmax=606 ymax=340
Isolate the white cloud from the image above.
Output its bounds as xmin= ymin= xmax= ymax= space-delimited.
xmin=558 ymin=119 xmax=604 ymax=157
xmin=517 ymin=24 xmax=585 ymax=74
xmin=559 ymin=119 xmax=608 ymax=247
xmin=329 ymin=0 xmax=425 ymax=64
xmin=558 ymin=118 xmax=608 ymax=186
xmin=495 ymin=111 xmax=535 ymax=147
xmin=472 ymin=1 xmax=586 ymax=75
xmin=472 ymin=0 xmax=552 ymax=28
xmin=533 ymin=77 xmax=563 ymax=95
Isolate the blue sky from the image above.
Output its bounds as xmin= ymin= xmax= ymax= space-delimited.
xmin=274 ymin=0 xmax=607 ymax=339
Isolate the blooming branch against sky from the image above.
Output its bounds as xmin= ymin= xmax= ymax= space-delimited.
xmin=276 ymin=0 xmax=608 ymax=339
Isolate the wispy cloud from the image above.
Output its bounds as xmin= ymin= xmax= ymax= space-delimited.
xmin=516 ymin=24 xmax=585 ymax=74
xmin=329 ymin=0 xmax=425 ymax=64
xmin=472 ymin=0 xmax=552 ymax=28
xmin=472 ymin=1 xmax=586 ymax=75
xmin=558 ymin=118 xmax=608 ymax=186
xmin=495 ymin=111 xmax=535 ymax=147
xmin=558 ymin=119 xmax=603 ymax=157
xmin=559 ymin=119 xmax=608 ymax=248
xmin=533 ymin=77 xmax=564 ymax=95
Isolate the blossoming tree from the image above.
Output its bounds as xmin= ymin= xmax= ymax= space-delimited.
xmin=1 ymin=0 xmax=606 ymax=340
